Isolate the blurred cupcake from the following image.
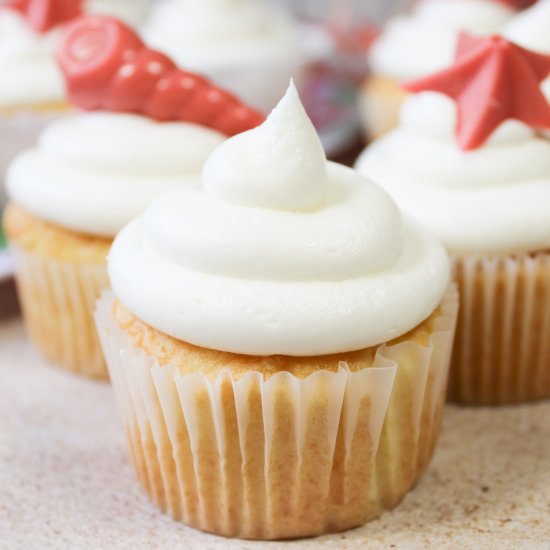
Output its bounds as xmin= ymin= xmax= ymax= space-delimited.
xmin=503 ymin=0 xmax=550 ymax=101
xmin=3 ymin=16 xmax=263 ymax=378
xmin=87 ymin=0 xmax=151 ymax=26
xmin=360 ymin=0 xmax=517 ymax=140
xmin=95 ymin=82 xmax=456 ymax=539
xmin=0 ymin=0 xmax=151 ymax=208
xmin=143 ymin=0 xmax=305 ymax=112
xmin=356 ymin=34 xmax=550 ymax=404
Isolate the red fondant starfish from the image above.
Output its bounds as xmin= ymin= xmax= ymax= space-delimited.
xmin=56 ymin=16 xmax=264 ymax=136
xmin=403 ymin=33 xmax=550 ymax=150
xmin=4 ymin=0 xmax=83 ymax=33
xmin=493 ymin=0 xmax=537 ymax=10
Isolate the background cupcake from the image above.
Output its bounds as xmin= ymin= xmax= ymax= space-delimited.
xmin=143 ymin=0 xmax=305 ymax=112
xmin=0 ymin=0 xmax=151 ymax=209
xmin=360 ymin=0 xmax=518 ymax=140
xmin=503 ymin=0 xmax=550 ymax=102
xmin=96 ymin=82 xmax=457 ymax=539
xmin=356 ymin=33 xmax=550 ymax=404
xmin=3 ymin=16 xmax=263 ymax=378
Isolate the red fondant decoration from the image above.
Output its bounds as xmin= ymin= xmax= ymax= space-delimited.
xmin=4 ymin=0 xmax=83 ymax=33
xmin=56 ymin=16 xmax=265 ymax=136
xmin=403 ymin=33 xmax=550 ymax=150
xmin=493 ymin=0 xmax=537 ymax=10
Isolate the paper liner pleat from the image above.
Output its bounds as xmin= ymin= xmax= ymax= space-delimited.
xmin=95 ymin=285 xmax=458 ymax=540
xmin=450 ymin=253 xmax=550 ymax=404
xmin=10 ymin=245 xmax=109 ymax=378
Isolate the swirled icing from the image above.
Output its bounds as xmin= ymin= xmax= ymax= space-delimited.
xmin=0 ymin=1 xmax=150 ymax=106
xmin=108 ymin=84 xmax=450 ymax=356
xmin=144 ymin=0 xmax=298 ymax=68
xmin=503 ymin=0 xmax=550 ymax=101
xmin=143 ymin=0 xmax=302 ymax=110
xmin=369 ymin=0 xmax=513 ymax=81
xmin=6 ymin=112 xmax=225 ymax=237
xmin=355 ymin=92 xmax=550 ymax=254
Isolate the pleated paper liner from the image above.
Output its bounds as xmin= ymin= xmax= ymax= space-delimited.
xmin=10 ymin=245 xmax=109 ymax=378
xmin=450 ymin=252 xmax=550 ymax=404
xmin=95 ymin=286 xmax=457 ymax=540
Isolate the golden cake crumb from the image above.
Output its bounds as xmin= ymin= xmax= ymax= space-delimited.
xmin=3 ymin=202 xmax=111 ymax=263
xmin=112 ymin=298 xmax=438 ymax=380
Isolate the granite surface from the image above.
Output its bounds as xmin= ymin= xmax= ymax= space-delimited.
xmin=1 ymin=318 xmax=549 ymax=550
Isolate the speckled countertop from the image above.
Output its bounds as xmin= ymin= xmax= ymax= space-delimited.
xmin=1 ymin=317 xmax=549 ymax=550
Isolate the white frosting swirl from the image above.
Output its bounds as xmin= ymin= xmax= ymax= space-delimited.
xmin=6 ymin=112 xmax=225 ymax=237
xmin=369 ymin=0 xmax=513 ymax=81
xmin=0 ymin=10 xmax=63 ymax=105
xmin=202 ymin=85 xmax=327 ymax=211
xmin=503 ymin=0 xmax=550 ymax=102
xmin=109 ymin=84 xmax=450 ymax=356
xmin=86 ymin=0 xmax=150 ymax=26
xmin=355 ymin=92 xmax=550 ymax=255
xmin=0 ymin=1 xmax=150 ymax=107
xmin=143 ymin=0 xmax=302 ymax=111
xmin=144 ymin=0 xmax=298 ymax=68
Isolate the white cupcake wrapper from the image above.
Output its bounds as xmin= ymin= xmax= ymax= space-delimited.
xmin=10 ymin=245 xmax=109 ymax=378
xmin=450 ymin=253 xmax=550 ymax=404
xmin=95 ymin=285 xmax=458 ymax=539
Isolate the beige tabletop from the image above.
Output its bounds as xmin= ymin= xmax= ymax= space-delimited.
xmin=1 ymin=317 xmax=549 ymax=550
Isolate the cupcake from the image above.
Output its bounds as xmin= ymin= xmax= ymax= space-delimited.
xmin=0 ymin=0 xmax=151 ymax=206
xmin=3 ymin=16 xmax=263 ymax=379
xmin=143 ymin=0 xmax=304 ymax=112
xmin=356 ymin=34 xmax=550 ymax=404
xmin=360 ymin=0 xmax=519 ymax=140
xmin=503 ymin=0 xmax=550 ymax=101
xmin=95 ymin=82 xmax=457 ymax=539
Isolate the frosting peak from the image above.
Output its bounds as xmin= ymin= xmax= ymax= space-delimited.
xmin=108 ymin=86 xmax=450 ymax=356
xmin=203 ymin=82 xmax=327 ymax=212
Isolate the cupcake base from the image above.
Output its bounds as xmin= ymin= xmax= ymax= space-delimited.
xmin=359 ymin=75 xmax=407 ymax=141
xmin=450 ymin=252 xmax=550 ymax=405
xmin=95 ymin=286 xmax=458 ymax=540
xmin=4 ymin=203 xmax=111 ymax=379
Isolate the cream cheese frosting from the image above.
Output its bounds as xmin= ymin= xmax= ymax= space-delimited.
xmin=108 ymin=84 xmax=450 ymax=356
xmin=0 ymin=10 xmax=62 ymax=105
xmin=355 ymin=92 xmax=550 ymax=255
xmin=503 ymin=0 xmax=550 ymax=101
xmin=143 ymin=0 xmax=302 ymax=111
xmin=0 ymin=1 xmax=150 ymax=107
xmin=6 ymin=112 xmax=225 ymax=237
xmin=369 ymin=0 xmax=513 ymax=81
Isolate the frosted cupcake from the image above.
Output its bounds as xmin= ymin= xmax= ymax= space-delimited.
xmin=0 ymin=0 xmax=151 ymax=207
xmin=356 ymin=34 xmax=550 ymax=404
xmin=95 ymin=83 xmax=457 ymax=539
xmin=503 ymin=0 xmax=550 ymax=101
xmin=143 ymin=0 xmax=304 ymax=112
xmin=361 ymin=0 xmax=518 ymax=140
xmin=3 ymin=16 xmax=263 ymax=378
